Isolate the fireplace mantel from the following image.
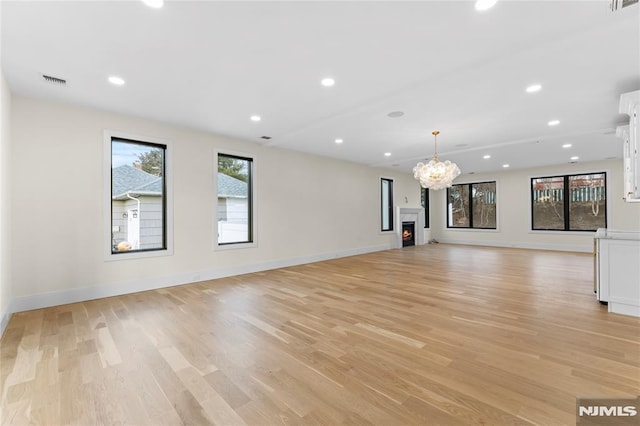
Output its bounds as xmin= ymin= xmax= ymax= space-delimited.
xmin=395 ymin=207 xmax=425 ymax=248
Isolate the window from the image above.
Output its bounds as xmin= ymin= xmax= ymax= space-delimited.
xmin=110 ymin=137 xmax=167 ymax=254
xmin=421 ymin=188 xmax=430 ymax=228
xmin=381 ymin=178 xmax=394 ymax=231
xmin=531 ymin=172 xmax=606 ymax=231
xmin=447 ymin=181 xmax=497 ymax=229
xmin=217 ymin=153 xmax=253 ymax=245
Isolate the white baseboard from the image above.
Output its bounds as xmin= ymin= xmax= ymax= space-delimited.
xmin=4 ymin=244 xmax=392 ymax=321
xmin=0 ymin=308 xmax=11 ymax=338
xmin=435 ymin=238 xmax=592 ymax=253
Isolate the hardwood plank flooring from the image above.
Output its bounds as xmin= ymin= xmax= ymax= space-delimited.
xmin=1 ymin=244 xmax=639 ymax=425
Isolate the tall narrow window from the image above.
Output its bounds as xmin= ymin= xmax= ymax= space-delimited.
xmin=447 ymin=181 xmax=497 ymax=229
xmin=111 ymin=138 xmax=166 ymax=254
xmin=531 ymin=172 xmax=606 ymax=231
xmin=381 ymin=178 xmax=394 ymax=231
xmin=217 ymin=154 xmax=253 ymax=245
xmin=421 ymin=188 xmax=430 ymax=228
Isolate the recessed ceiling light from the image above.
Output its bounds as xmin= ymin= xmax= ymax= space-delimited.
xmin=321 ymin=78 xmax=335 ymax=87
xmin=502 ymin=164 xmax=510 ymax=168
xmin=562 ymin=143 xmax=572 ymax=148
xmin=335 ymin=138 xmax=343 ymax=144
xmin=548 ymin=120 xmax=560 ymax=126
xmin=387 ymin=111 xmax=404 ymax=118
xmin=483 ymin=155 xmax=491 ymax=159
xmin=250 ymin=115 xmax=261 ymax=122
xmin=570 ymin=156 xmax=579 ymax=161
xmin=384 ymin=152 xmax=391 ymax=157
xmin=526 ymin=84 xmax=542 ymax=93
xmin=108 ymin=76 xmax=125 ymax=86
xmin=141 ymin=0 xmax=164 ymax=8
xmin=475 ymin=0 xmax=498 ymax=11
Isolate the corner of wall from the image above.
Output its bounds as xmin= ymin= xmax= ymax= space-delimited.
xmin=0 ymin=66 xmax=14 ymax=338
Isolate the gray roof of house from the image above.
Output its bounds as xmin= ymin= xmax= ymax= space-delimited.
xmin=218 ymin=173 xmax=247 ymax=198
xmin=112 ymin=165 xmax=162 ymax=198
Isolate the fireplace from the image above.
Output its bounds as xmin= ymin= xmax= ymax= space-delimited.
xmin=402 ymin=222 xmax=415 ymax=247
xmin=395 ymin=207 xmax=425 ymax=249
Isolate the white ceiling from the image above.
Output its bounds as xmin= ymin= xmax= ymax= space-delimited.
xmin=2 ymin=0 xmax=639 ymax=175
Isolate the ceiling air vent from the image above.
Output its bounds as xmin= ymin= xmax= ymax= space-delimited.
xmin=41 ymin=74 xmax=67 ymax=86
xmin=260 ymin=136 xmax=272 ymax=140
xmin=610 ymin=0 xmax=638 ymax=11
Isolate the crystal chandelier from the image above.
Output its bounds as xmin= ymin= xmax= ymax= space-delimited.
xmin=413 ymin=131 xmax=461 ymax=190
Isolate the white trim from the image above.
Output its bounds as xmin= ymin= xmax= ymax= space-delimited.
xmin=436 ymin=238 xmax=591 ymax=253
xmin=214 ymin=148 xmax=257 ymax=250
xmin=608 ymin=302 xmax=640 ymax=317
xmin=103 ymin=130 xmax=174 ymax=261
xmin=0 ymin=309 xmax=11 ymax=337
xmin=6 ymin=244 xmax=392 ymax=315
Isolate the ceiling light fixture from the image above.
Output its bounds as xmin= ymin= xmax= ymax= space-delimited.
xmin=475 ymin=0 xmax=498 ymax=11
xmin=384 ymin=152 xmax=392 ymax=157
xmin=562 ymin=143 xmax=572 ymax=148
xmin=483 ymin=155 xmax=491 ymax=159
xmin=502 ymin=164 xmax=510 ymax=168
xmin=250 ymin=115 xmax=261 ymax=122
xmin=321 ymin=78 xmax=335 ymax=87
xmin=548 ymin=120 xmax=560 ymax=126
xmin=141 ymin=0 xmax=164 ymax=8
xmin=108 ymin=76 xmax=125 ymax=86
xmin=571 ymin=156 xmax=579 ymax=161
xmin=335 ymin=138 xmax=343 ymax=144
xmin=413 ymin=131 xmax=461 ymax=190
xmin=526 ymin=84 xmax=542 ymax=93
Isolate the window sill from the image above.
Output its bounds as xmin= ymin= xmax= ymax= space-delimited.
xmin=528 ymin=230 xmax=597 ymax=235
xmin=215 ymin=241 xmax=257 ymax=251
xmin=444 ymin=227 xmax=499 ymax=233
xmin=105 ymin=248 xmax=174 ymax=262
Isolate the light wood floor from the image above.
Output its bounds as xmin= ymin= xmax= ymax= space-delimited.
xmin=1 ymin=244 xmax=639 ymax=425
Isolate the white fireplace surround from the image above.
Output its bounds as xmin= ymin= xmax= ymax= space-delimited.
xmin=395 ymin=207 xmax=425 ymax=248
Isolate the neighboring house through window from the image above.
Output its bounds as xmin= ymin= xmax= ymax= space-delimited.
xmin=217 ymin=154 xmax=253 ymax=245
xmin=109 ymin=137 xmax=167 ymax=254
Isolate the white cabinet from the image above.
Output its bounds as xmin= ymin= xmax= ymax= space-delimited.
xmin=594 ymin=229 xmax=640 ymax=317
xmin=618 ymin=90 xmax=640 ymax=202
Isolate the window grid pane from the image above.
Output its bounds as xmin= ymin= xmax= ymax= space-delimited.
xmin=472 ymin=182 xmax=497 ymax=229
xmin=217 ymin=154 xmax=253 ymax=245
xmin=447 ymin=185 xmax=470 ymax=227
xmin=111 ymin=139 xmax=166 ymax=254
xmin=568 ymin=173 xmax=606 ymax=231
xmin=381 ymin=178 xmax=394 ymax=231
xmin=532 ymin=176 xmax=566 ymax=230
xmin=421 ymin=188 xmax=429 ymax=228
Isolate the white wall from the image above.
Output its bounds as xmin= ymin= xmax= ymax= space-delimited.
xmin=0 ymin=69 xmax=12 ymax=334
xmin=431 ymin=160 xmax=640 ymax=252
xmin=8 ymin=96 xmax=420 ymax=313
